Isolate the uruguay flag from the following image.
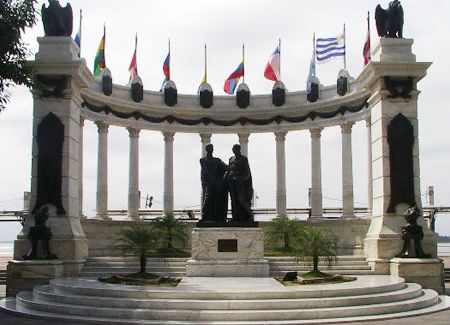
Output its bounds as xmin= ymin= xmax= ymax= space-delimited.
xmin=223 ymin=61 xmax=244 ymax=94
xmin=316 ymin=33 xmax=345 ymax=63
xmin=264 ymin=45 xmax=280 ymax=81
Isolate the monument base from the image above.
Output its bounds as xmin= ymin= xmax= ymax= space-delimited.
xmin=186 ymin=227 xmax=269 ymax=277
xmin=6 ymin=259 xmax=64 ymax=297
xmin=390 ymin=257 xmax=444 ymax=294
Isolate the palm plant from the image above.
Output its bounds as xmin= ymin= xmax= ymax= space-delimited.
xmin=153 ymin=213 xmax=187 ymax=249
xmin=116 ymin=225 xmax=160 ymax=274
xmin=266 ymin=214 xmax=303 ymax=249
xmin=294 ymin=225 xmax=338 ymax=273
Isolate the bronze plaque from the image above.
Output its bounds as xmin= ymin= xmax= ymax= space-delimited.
xmin=218 ymin=239 xmax=238 ymax=252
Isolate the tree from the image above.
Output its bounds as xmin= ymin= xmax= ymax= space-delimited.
xmin=116 ymin=225 xmax=160 ymax=274
xmin=294 ymin=225 xmax=338 ymax=273
xmin=266 ymin=214 xmax=303 ymax=249
xmin=153 ymin=213 xmax=187 ymax=249
xmin=0 ymin=0 xmax=37 ymax=111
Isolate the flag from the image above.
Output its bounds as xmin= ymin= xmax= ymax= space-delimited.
xmin=363 ymin=12 xmax=371 ymax=66
xmin=264 ymin=44 xmax=280 ymax=81
xmin=93 ymin=27 xmax=106 ymax=76
xmin=316 ymin=33 xmax=345 ymax=63
xmin=306 ymin=50 xmax=316 ymax=94
xmin=74 ymin=10 xmax=81 ymax=54
xmin=163 ymin=52 xmax=170 ymax=80
xmin=223 ymin=61 xmax=244 ymax=94
xmin=128 ymin=35 xmax=138 ymax=83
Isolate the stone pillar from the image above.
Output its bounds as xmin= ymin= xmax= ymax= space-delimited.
xmin=128 ymin=128 xmax=140 ymax=220
xmin=359 ymin=38 xmax=441 ymax=291
xmin=310 ymin=128 xmax=323 ymax=218
xmin=341 ymin=122 xmax=354 ymax=218
xmin=79 ymin=117 xmax=85 ymax=217
xmin=200 ymin=133 xmax=212 ymax=157
xmin=366 ymin=117 xmax=373 ymax=214
xmin=95 ymin=121 xmax=109 ymax=220
xmin=238 ymin=133 xmax=250 ymax=157
xmin=275 ymin=132 xmax=287 ymax=215
xmin=163 ymin=132 xmax=175 ymax=215
xmin=11 ymin=37 xmax=89 ymax=286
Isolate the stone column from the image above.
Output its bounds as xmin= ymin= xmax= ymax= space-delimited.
xmin=359 ymin=39 xmax=441 ymax=291
xmin=310 ymin=128 xmax=323 ymax=218
xmin=341 ymin=122 xmax=354 ymax=218
xmin=238 ymin=133 xmax=250 ymax=157
xmin=200 ymin=133 xmax=212 ymax=157
xmin=128 ymin=128 xmax=140 ymax=220
xmin=96 ymin=121 xmax=109 ymax=220
xmin=163 ymin=132 xmax=175 ymax=215
xmin=79 ymin=117 xmax=85 ymax=217
xmin=366 ymin=117 xmax=373 ymax=214
xmin=275 ymin=132 xmax=287 ymax=215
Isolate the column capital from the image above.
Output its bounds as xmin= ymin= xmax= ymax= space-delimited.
xmin=199 ymin=133 xmax=212 ymax=144
xmin=310 ymin=127 xmax=324 ymax=138
xmin=127 ymin=127 xmax=140 ymax=138
xmin=274 ymin=131 xmax=287 ymax=142
xmin=365 ymin=116 xmax=371 ymax=127
xmin=238 ymin=133 xmax=250 ymax=143
xmin=340 ymin=122 xmax=355 ymax=134
xmin=95 ymin=121 xmax=109 ymax=133
xmin=79 ymin=116 xmax=85 ymax=127
xmin=163 ymin=132 xmax=175 ymax=142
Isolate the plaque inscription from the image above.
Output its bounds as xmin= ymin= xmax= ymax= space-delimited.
xmin=218 ymin=239 xmax=238 ymax=252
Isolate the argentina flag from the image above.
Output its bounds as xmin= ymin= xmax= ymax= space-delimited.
xmin=316 ymin=33 xmax=345 ymax=63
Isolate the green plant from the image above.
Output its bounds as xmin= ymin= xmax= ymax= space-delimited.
xmin=266 ymin=215 xmax=303 ymax=249
xmin=294 ymin=225 xmax=338 ymax=272
xmin=153 ymin=213 xmax=187 ymax=249
xmin=116 ymin=225 xmax=160 ymax=274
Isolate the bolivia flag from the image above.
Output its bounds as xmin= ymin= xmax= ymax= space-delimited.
xmin=223 ymin=61 xmax=244 ymax=94
xmin=93 ymin=31 xmax=105 ymax=76
xmin=264 ymin=45 xmax=280 ymax=81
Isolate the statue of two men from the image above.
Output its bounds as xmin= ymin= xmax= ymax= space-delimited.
xmin=200 ymin=144 xmax=254 ymax=225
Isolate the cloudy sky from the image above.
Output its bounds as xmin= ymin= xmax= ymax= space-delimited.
xmin=1 ymin=0 xmax=450 ymax=239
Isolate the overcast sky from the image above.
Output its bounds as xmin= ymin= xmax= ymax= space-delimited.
xmin=1 ymin=0 xmax=450 ymax=239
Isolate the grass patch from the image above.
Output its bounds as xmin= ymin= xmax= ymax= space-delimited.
xmin=278 ymin=273 xmax=357 ymax=286
xmin=300 ymin=270 xmax=332 ymax=279
xmin=265 ymin=247 xmax=299 ymax=256
xmin=99 ymin=272 xmax=180 ymax=287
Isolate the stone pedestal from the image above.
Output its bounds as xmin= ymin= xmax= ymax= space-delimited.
xmin=390 ymin=258 xmax=444 ymax=294
xmin=6 ymin=260 xmax=63 ymax=297
xmin=186 ymin=227 xmax=269 ymax=277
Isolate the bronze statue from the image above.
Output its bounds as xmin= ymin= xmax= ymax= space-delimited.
xmin=375 ymin=0 xmax=404 ymax=38
xmin=226 ymin=144 xmax=254 ymax=223
xmin=395 ymin=207 xmax=431 ymax=258
xmin=200 ymin=144 xmax=228 ymax=222
xmin=42 ymin=0 xmax=73 ymax=37
xmin=23 ymin=207 xmax=57 ymax=260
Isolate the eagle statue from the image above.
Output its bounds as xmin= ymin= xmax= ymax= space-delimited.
xmin=42 ymin=0 xmax=73 ymax=36
xmin=375 ymin=0 xmax=404 ymax=38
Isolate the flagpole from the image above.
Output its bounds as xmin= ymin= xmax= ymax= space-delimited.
xmin=204 ymin=43 xmax=207 ymax=83
xmin=242 ymin=43 xmax=245 ymax=83
xmin=367 ymin=11 xmax=371 ymax=60
xmin=103 ymin=23 xmax=105 ymax=69
xmin=278 ymin=38 xmax=281 ymax=81
xmin=313 ymin=33 xmax=316 ymax=76
xmin=343 ymin=23 xmax=347 ymax=70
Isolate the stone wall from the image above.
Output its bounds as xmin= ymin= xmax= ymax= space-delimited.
xmin=81 ymin=218 xmax=370 ymax=257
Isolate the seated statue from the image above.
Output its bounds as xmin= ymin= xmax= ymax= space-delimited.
xmin=23 ymin=206 xmax=58 ymax=260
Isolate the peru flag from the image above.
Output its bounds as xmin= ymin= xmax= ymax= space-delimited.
xmin=264 ymin=45 xmax=280 ymax=81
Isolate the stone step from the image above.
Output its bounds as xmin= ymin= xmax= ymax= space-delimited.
xmin=32 ymin=283 xmax=423 ymax=310
xmin=82 ymin=266 xmax=187 ymax=272
xmin=268 ymin=265 xmax=372 ymax=271
xmin=80 ymin=271 xmax=186 ymax=278
xmin=266 ymin=255 xmax=367 ymax=261
xmin=268 ymin=261 xmax=369 ymax=267
xmin=270 ymin=270 xmax=375 ymax=277
xmin=13 ymin=289 xmax=439 ymax=322
xmin=2 ymin=276 xmax=449 ymax=324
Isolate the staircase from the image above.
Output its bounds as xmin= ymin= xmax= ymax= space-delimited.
xmin=445 ymin=268 xmax=450 ymax=282
xmin=1 ymin=275 xmax=449 ymax=324
xmin=0 ymin=269 xmax=6 ymax=285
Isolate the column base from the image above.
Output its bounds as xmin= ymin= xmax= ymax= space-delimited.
xmin=6 ymin=259 xmax=64 ymax=297
xmin=390 ymin=257 xmax=445 ymax=294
